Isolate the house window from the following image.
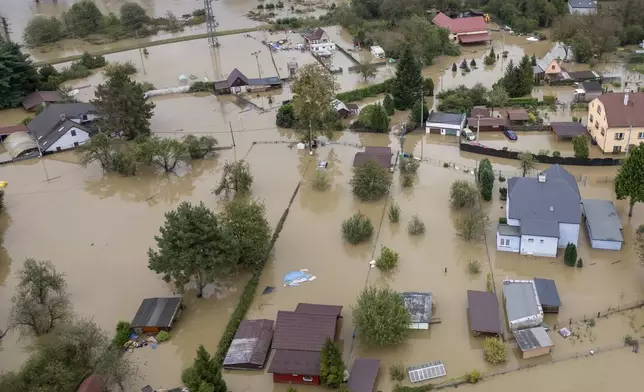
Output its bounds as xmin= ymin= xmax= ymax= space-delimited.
xmin=551 ymin=64 xmax=556 ymax=70
xmin=638 ymin=132 xmax=644 ymax=139
xmin=601 ymin=127 xmax=605 ymax=136
xmin=594 ymin=121 xmax=599 ymax=129
xmin=56 ymin=147 xmax=61 ymax=152
xmin=71 ymin=130 xmax=77 ymax=137
xmin=615 ymin=132 xmax=624 ymax=140
xmin=528 ymin=238 xmax=534 ymax=243
xmin=597 ymin=106 xmax=602 ymax=115
xmin=540 ymin=239 xmax=544 ymax=244
xmin=589 ymin=114 xmax=593 ymax=123
xmin=613 ymin=145 xmax=622 ymax=153
xmin=500 ymin=238 xmax=511 ymax=247
xmin=302 ymin=376 xmax=313 ymax=382
xmin=73 ymin=142 xmax=79 ymax=147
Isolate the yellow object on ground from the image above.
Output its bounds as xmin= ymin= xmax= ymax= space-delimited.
xmin=0 ymin=181 xmax=7 ymax=188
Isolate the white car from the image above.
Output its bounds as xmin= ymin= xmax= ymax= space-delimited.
xmin=461 ymin=128 xmax=476 ymax=141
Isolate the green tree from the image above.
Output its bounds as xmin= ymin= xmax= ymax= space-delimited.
xmin=564 ymin=243 xmax=577 ymax=266
xmin=137 ymin=137 xmax=189 ymax=172
xmin=182 ymin=346 xmax=227 ymax=392
xmin=352 ymin=286 xmax=411 ymax=347
xmin=486 ymin=85 xmax=509 ymax=118
xmin=218 ymin=199 xmax=271 ymax=269
xmin=276 ymin=103 xmax=296 ymax=128
xmin=214 ymin=160 xmax=253 ymax=196
xmin=341 ymin=212 xmax=374 ymax=244
xmin=455 ymin=211 xmax=489 ymax=241
xmin=182 ymin=135 xmax=218 ymax=159
xmin=383 ymin=94 xmax=395 ymax=115
xmin=391 ymin=45 xmax=422 ymax=110
xmin=422 ymin=77 xmax=434 ymax=96
xmin=290 ymin=64 xmax=338 ymax=146
xmin=357 ymin=103 xmax=389 ymax=132
xmin=23 ymin=16 xmax=65 ymax=46
xmin=375 ymin=245 xmax=399 ymax=271
xmin=96 ymin=346 xmax=139 ymax=391
xmin=483 ymin=337 xmax=507 ymax=364
xmin=517 ymin=151 xmax=537 ymax=177
xmin=450 ymin=180 xmax=478 ymax=209
xmin=120 ymin=2 xmax=149 ymax=30
xmin=531 ymin=54 xmax=537 ymax=66
xmin=356 ymin=60 xmax=377 ymax=82
xmin=477 ymin=159 xmax=495 ymax=201
xmin=615 ymin=144 xmax=644 ymax=217
xmin=484 ymin=47 xmax=496 ymax=65
xmin=572 ymin=134 xmax=589 ymax=158
xmin=320 ymin=338 xmax=345 ymax=388
xmin=571 ymin=33 xmax=593 ymax=63
xmin=92 ymin=69 xmax=155 ymax=139
xmin=500 ymin=60 xmax=519 ymax=97
xmin=409 ymin=99 xmax=428 ymax=129
xmin=148 ymin=202 xmax=239 ymax=297
xmin=64 ymin=0 xmax=104 ymax=38
xmin=350 ymin=159 xmax=392 ymax=201
xmin=0 ymin=42 xmax=41 ymax=109
xmin=517 ymin=55 xmax=534 ymax=96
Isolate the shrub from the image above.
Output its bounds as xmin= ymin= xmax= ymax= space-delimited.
xmin=156 ymin=331 xmax=169 ymax=342
xmin=389 ymin=362 xmax=405 ymax=382
xmin=499 ymin=217 xmax=507 ymax=224
xmin=468 ymin=260 xmax=481 ymax=275
xmin=552 ymin=150 xmax=561 ymax=157
xmin=537 ymin=149 xmax=550 ymax=156
xmin=336 ymin=79 xmax=392 ymax=103
xmin=182 ymin=135 xmax=218 ymax=159
xmin=276 ymin=103 xmax=295 ymax=128
xmin=320 ymin=338 xmax=345 ymax=388
xmin=477 ymin=159 xmax=494 ymax=201
xmin=483 ymin=337 xmax=507 ymax=364
xmin=313 ymin=170 xmax=330 ymax=191
xmin=450 ymin=180 xmax=478 ymax=209
xmin=455 ymin=211 xmax=489 ymax=242
xmin=21 ymin=117 xmax=33 ymax=125
xmin=104 ymin=61 xmax=137 ymax=78
xmin=542 ymin=95 xmax=556 ymax=105
xmin=399 ymin=156 xmax=420 ymax=174
xmin=464 ymin=369 xmax=481 ymax=383
xmin=401 ymin=174 xmax=414 ymax=188
xmin=112 ymin=321 xmax=131 ymax=347
xmin=79 ymin=52 xmax=107 ymax=69
xmin=408 ymin=215 xmax=425 ymax=235
xmin=60 ymin=62 xmax=91 ymax=80
xmin=24 ymin=16 xmax=65 ymax=46
xmin=356 ymin=103 xmax=390 ymax=132
xmin=499 ymin=187 xmax=507 ymax=200
xmin=376 ymin=246 xmax=399 ymax=271
xmin=139 ymin=81 xmax=155 ymax=92
xmin=576 ymin=258 xmax=583 ymax=268
xmin=498 ymin=175 xmax=506 ymax=182
xmin=486 ymin=273 xmax=494 ymax=292
xmin=353 ymin=286 xmax=411 ymax=347
xmin=342 ymin=212 xmax=374 ymax=244
xmin=572 ymin=134 xmax=589 ymax=159
xmin=383 ymin=94 xmax=395 ymax=115
xmin=350 ymin=160 xmax=392 ymax=202
xmin=388 ymin=202 xmax=400 ymax=223
xmin=564 ymin=243 xmax=577 ymax=267
xmin=189 ymin=81 xmax=214 ymax=92
xmin=120 ymin=2 xmax=149 ymax=30
xmin=624 ymin=334 xmax=636 ymax=346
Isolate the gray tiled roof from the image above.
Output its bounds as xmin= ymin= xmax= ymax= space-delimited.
xmin=131 ymin=297 xmax=182 ymax=328
xmin=27 ymin=103 xmax=96 ymax=140
xmin=569 ymin=0 xmax=597 ymax=9
xmin=520 ymin=220 xmax=560 ymax=237
xmin=508 ymin=165 xmax=581 ymax=225
xmin=581 ymin=199 xmax=624 ymax=242
xmin=502 ymin=281 xmax=541 ymax=323
xmin=534 ymin=278 xmax=561 ymax=307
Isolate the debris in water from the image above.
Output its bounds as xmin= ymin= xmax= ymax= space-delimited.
xmin=559 ymin=327 xmax=572 ymax=338
xmin=284 ymin=269 xmax=316 ymax=287
xmin=262 ymin=286 xmax=276 ymax=295
xmin=369 ymin=260 xmax=376 ymax=268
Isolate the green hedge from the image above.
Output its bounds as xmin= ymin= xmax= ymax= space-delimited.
xmin=336 ymin=79 xmax=393 ymax=103
xmin=189 ymin=81 xmax=214 ymax=92
xmin=214 ymin=182 xmax=301 ymax=366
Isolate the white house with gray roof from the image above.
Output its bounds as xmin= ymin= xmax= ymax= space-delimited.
xmin=26 ymin=103 xmax=98 ymax=154
xmin=568 ymin=0 xmax=597 ymax=14
xmin=496 ymin=165 xmax=581 ymax=257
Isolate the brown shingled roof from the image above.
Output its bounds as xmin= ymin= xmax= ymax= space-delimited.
xmin=295 ymin=303 xmax=343 ymax=316
xmin=272 ymin=311 xmax=338 ymax=351
xmin=76 ymin=375 xmax=105 ymax=392
xmin=597 ymin=92 xmax=644 ymax=127
xmin=0 ymin=125 xmax=29 ymax=136
xmin=506 ymin=108 xmax=530 ymax=121
xmin=22 ymin=91 xmax=62 ymax=110
xmin=467 ymin=290 xmax=502 ymax=335
xmin=353 ymin=152 xmax=392 ymax=169
xmin=268 ymin=349 xmax=321 ymax=375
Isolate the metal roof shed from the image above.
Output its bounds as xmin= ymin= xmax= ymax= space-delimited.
xmin=347 ymin=358 xmax=380 ymax=392
xmin=130 ymin=297 xmax=183 ymax=333
xmin=272 ymin=310 xmax=340 ymax=351
xmin=533 ymin=278 xmax=561 ymax=313
xmin=402 ymin=292 xmax=432 ymax=330
xmin=581 ymin=199 xmax=623 ymax=251
xmin=223 ymin=319 xmax=274 ymax=370
xmin=467 ymin=290 xmax=502 ymax=336
xmin=502 ymin=280 xmax=543 ymax=331
xmin=514 ymin=327 xmax=554 ymax=359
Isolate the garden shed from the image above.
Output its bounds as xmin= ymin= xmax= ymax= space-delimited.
xmin=467 ymin=290 xmax=502 ymax=336
xmin=514 ymin=327 xmax=554 ymax=359
xmin=533 ymin=278 xmax=561 ymax=313
xmin=402 ymin=292 xmax=432 ymax=330
xmin=502 ymin=280 xmax=543 ymax=331
xmin=347 ymin=358 xmax=380 ymax=392
xmin=581 ymin=199 xmax=624 ymax=250
xmin=130 ymin=296 xmax=183 ymax=334
xmin=551 ymin=122 xmax=587 ymax=140
xmin=223 ymin=319 xmax=274 ymax=370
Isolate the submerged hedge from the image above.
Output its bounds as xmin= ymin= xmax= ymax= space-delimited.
xmin=336 ymin=79 xmax=393 ymax=103
xmin=214 ymin=182 xmax=302 ymax=365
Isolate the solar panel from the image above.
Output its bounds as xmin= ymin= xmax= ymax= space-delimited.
xmin=407 ymin=361 xmax=446 ymax=383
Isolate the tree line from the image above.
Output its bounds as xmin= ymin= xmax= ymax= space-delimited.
xmin=24 ymin=0 xmax=206 ymax=46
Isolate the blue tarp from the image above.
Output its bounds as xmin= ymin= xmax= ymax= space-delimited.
xmin=283 ymin=270 xmax=315 ymax=287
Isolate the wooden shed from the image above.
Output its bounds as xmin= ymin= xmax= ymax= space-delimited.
xmin=130 ymin=297 xmax=183 ymax=334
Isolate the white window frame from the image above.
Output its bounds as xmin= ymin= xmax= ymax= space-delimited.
xmin=528 ymin=238 xmax=534 ymax=243
xmin=638 ymin=132 xmax=644 ymax=139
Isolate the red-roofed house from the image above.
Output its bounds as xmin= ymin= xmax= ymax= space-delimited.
xmin=432 ymin=12 xmax=490 ymax=44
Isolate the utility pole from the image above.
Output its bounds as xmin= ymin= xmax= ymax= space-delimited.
xmin=476 ymin=114 xmax=483 ymax=141
xmin=309 ymin=120 xmax=313 ymax=154
xmin=229 ymin=121 xmax=236 ymax=161
xmin=135 ymin=30 xmax=146 ymax=75
xmin=204 ymin=0 xmax=219 ymax=47
xmin=251 ymin=51 xmax=262 ymax=78
xmin=420 ymin=86 xmax=424 ymax=160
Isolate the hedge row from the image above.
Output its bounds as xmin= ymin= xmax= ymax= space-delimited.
xmin=336 ymin=79 xmax=393 ymax=103
xmin=214 ymin=182 xmax=302 ymax=366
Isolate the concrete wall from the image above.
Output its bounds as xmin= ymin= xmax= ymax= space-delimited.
xmin=497 ymin=234 xmax=520 ymax=252
xmin=520 ymin=235 xmax=558 ymax=257
xmin=558 ymin=223 xmax=580 ymax=248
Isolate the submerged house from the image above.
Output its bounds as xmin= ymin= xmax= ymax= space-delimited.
xmin=496 ymin=165 xmax=581 ymax=257
xmin=431 ymin=12 xmax=491 ymax=44
xmin=304 ymin=28 xmax=335 ymax=53
xmin=223 ymin=319 xmax=274 ymax=370
xmin=213 ymin=68 xmax=282 ymax=95
xmin=130 ymin=297 xmax=183 ymax=334
xmin=467 ymin=290 xmax=502 ymax=336
xmin=502 ymin=279 xmax=543 ymax=332
xmin=353 ymin=146 xmax=393 ymax=170
xmin=533 ymin=278 xmax=561 ymax=313
xmin=402 ymin=292 xmax=432 ymax=330
xmin=26 ymin=103 xmax=98 ymax=154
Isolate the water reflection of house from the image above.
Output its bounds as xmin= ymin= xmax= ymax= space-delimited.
xmin=130 ymin=296 xmax=183 ymax=334
xmin=213 ymin=68 xmax=282 ymax=95
xmin=402 ymin=292 xmax=432 ymax=330
xmin=431 ymin=12 xmax=491 ymax=44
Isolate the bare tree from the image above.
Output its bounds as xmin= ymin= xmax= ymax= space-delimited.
xmin=455 ymin=210 xmax=489 ymax=241
xmin=214 ymin=160 xmax=253 ymax=196
xmin=17 ymin=258 xmax=66 ymax=304
xmin=96 ymin=346 xmax=139 ymax=391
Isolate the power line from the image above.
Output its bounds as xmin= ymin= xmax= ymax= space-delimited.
xmin=204 ymin=0 xmax=219 ymax=48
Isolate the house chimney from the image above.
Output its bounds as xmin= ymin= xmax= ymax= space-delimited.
xmin=60 ymin=113 xmax=66 ymax=121
xmin=549 ymin=206 xmax=554 ymax=212
xmin=624 ymin=91 xmax=629 ymax=106
xmin=538 ymin=172 xmax=546 ymax=183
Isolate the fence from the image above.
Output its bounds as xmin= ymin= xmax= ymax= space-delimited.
xmin=555 ymin=299 xmax=644 ymax=329
xmin=460 ymin=142 xmax=622 ymax=166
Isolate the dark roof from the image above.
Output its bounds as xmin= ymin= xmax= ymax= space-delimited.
xmin=597 ymin=92 xmax=644 ymax=127
xmin=514 ymin=327 xmax=553 ymax=351
xmin=223 ymin=319 xmax=274 ymax=368
xmin=470 ymin=107 xmax=490 ymax=117
xmin=467 ymin=290 xmax=503 ymax=334
xmin=76 ymin=375 xmax=105 ymax=392
xmin=248 ymin=77 xmax=282 ymax=86
xmin=402 ymin=292 xmax=432 ymax=324
xmin=467 ymin=118 xmax=507 ymax=127
xmin=347 ymin=358 xmax=380 ymax=392
xmin=567 ymin=70 xmax=600 ymax=81
xmin=581 ymin=199 xmax=624 ymax=242
xmin=27 ymin=103 xmax=96 ymax=146
xmin=268 ymin=349 xmax=321 ymax=375
xmin=130 ymin=297 xmax=182 ymax=328
xmin=551 ymin=122 xmax=587 ymax=138
xmin=506 ymin=108 xmax=530 ymax=121
xmin=22 ymin=91 xmax=62 ymax=110
xmin=508 ymin=164 xmax=581 ymax=225
xmin=272 ymin=310 xmax=339 ymax=351
xmin=227 ymin=68 xmax=249 ymax=86
xmin=569 ymin=0 xmax=597 ymax=9
xmin=0 ymin=124 xmax=29 ymax=136
xmin=346 ymin=103 xmax=359 ymax=110
xmin=305 ymin=27 xmax=326 ymax=41
xmin=364 ymin=146 xmax=392 ymax=156
xmin=427 ymin=111 xmax=465 ymax=125
xmin=295 ymin=303 xmax=343 ymax=316
xmin=353 ymin=152 xmax=392 ymax=169
xmin=533 ymin=278 xmax=562 ymax=307
xmin=533 ymin=65 xmax=544 ymax=74
xmin=520 ymin=220 xmax=560 ymax=237
xmin=581 ymin=81 xmax=602 ymax=92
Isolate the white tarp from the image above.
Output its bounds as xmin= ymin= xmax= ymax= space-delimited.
xmin=144 ymin=85 xmax=191 ymax=99
xmin=3 ymin=131 xmax=38 ymax=158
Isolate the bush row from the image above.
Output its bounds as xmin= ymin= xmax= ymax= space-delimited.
xmin=214 ymin=182 xmax=301 ymax=366
xmin=336 ymin=79 xmax=393 ymax=103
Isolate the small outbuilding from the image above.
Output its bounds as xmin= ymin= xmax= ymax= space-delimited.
xmin=581 ymin=199 xmax=624 ymax=250
xmin=533 ymin=278 xmax=561 ymax=313
xmin=514 ymin=327 xmax=554 ymax=359
xmin=130 ymin=297 xmax=183 ymax=334
xmin=502 ymin=280 xmax=543 ymax=331
xmin=551 ymin=122 xmax=587 ymax=140
xmin=575 ymin=81 xmax=603 ymax=102
xmin=425 ymin=111 xmax=466 ymax=136
xmin=567 ymin=70 xmax=601 ymax=82
xmin=467 ymin=290 xmax=502 ymax=336
xmin=353 ymin=146 xmax=392 ymax=170
xmin=22 ymin=91 xmax=63 ymax=111
xmin=347 ymin=358 xmax=380 ymax=392
xmin=223 ymin=319 xmax=274 ymax=370
xmin=332 ymin=99 xmax=350 ymax=118
xmin=506 ymin=108 xmax=530 ymax=125
xmin=402 ymin=292 xmax=432 ymax=330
